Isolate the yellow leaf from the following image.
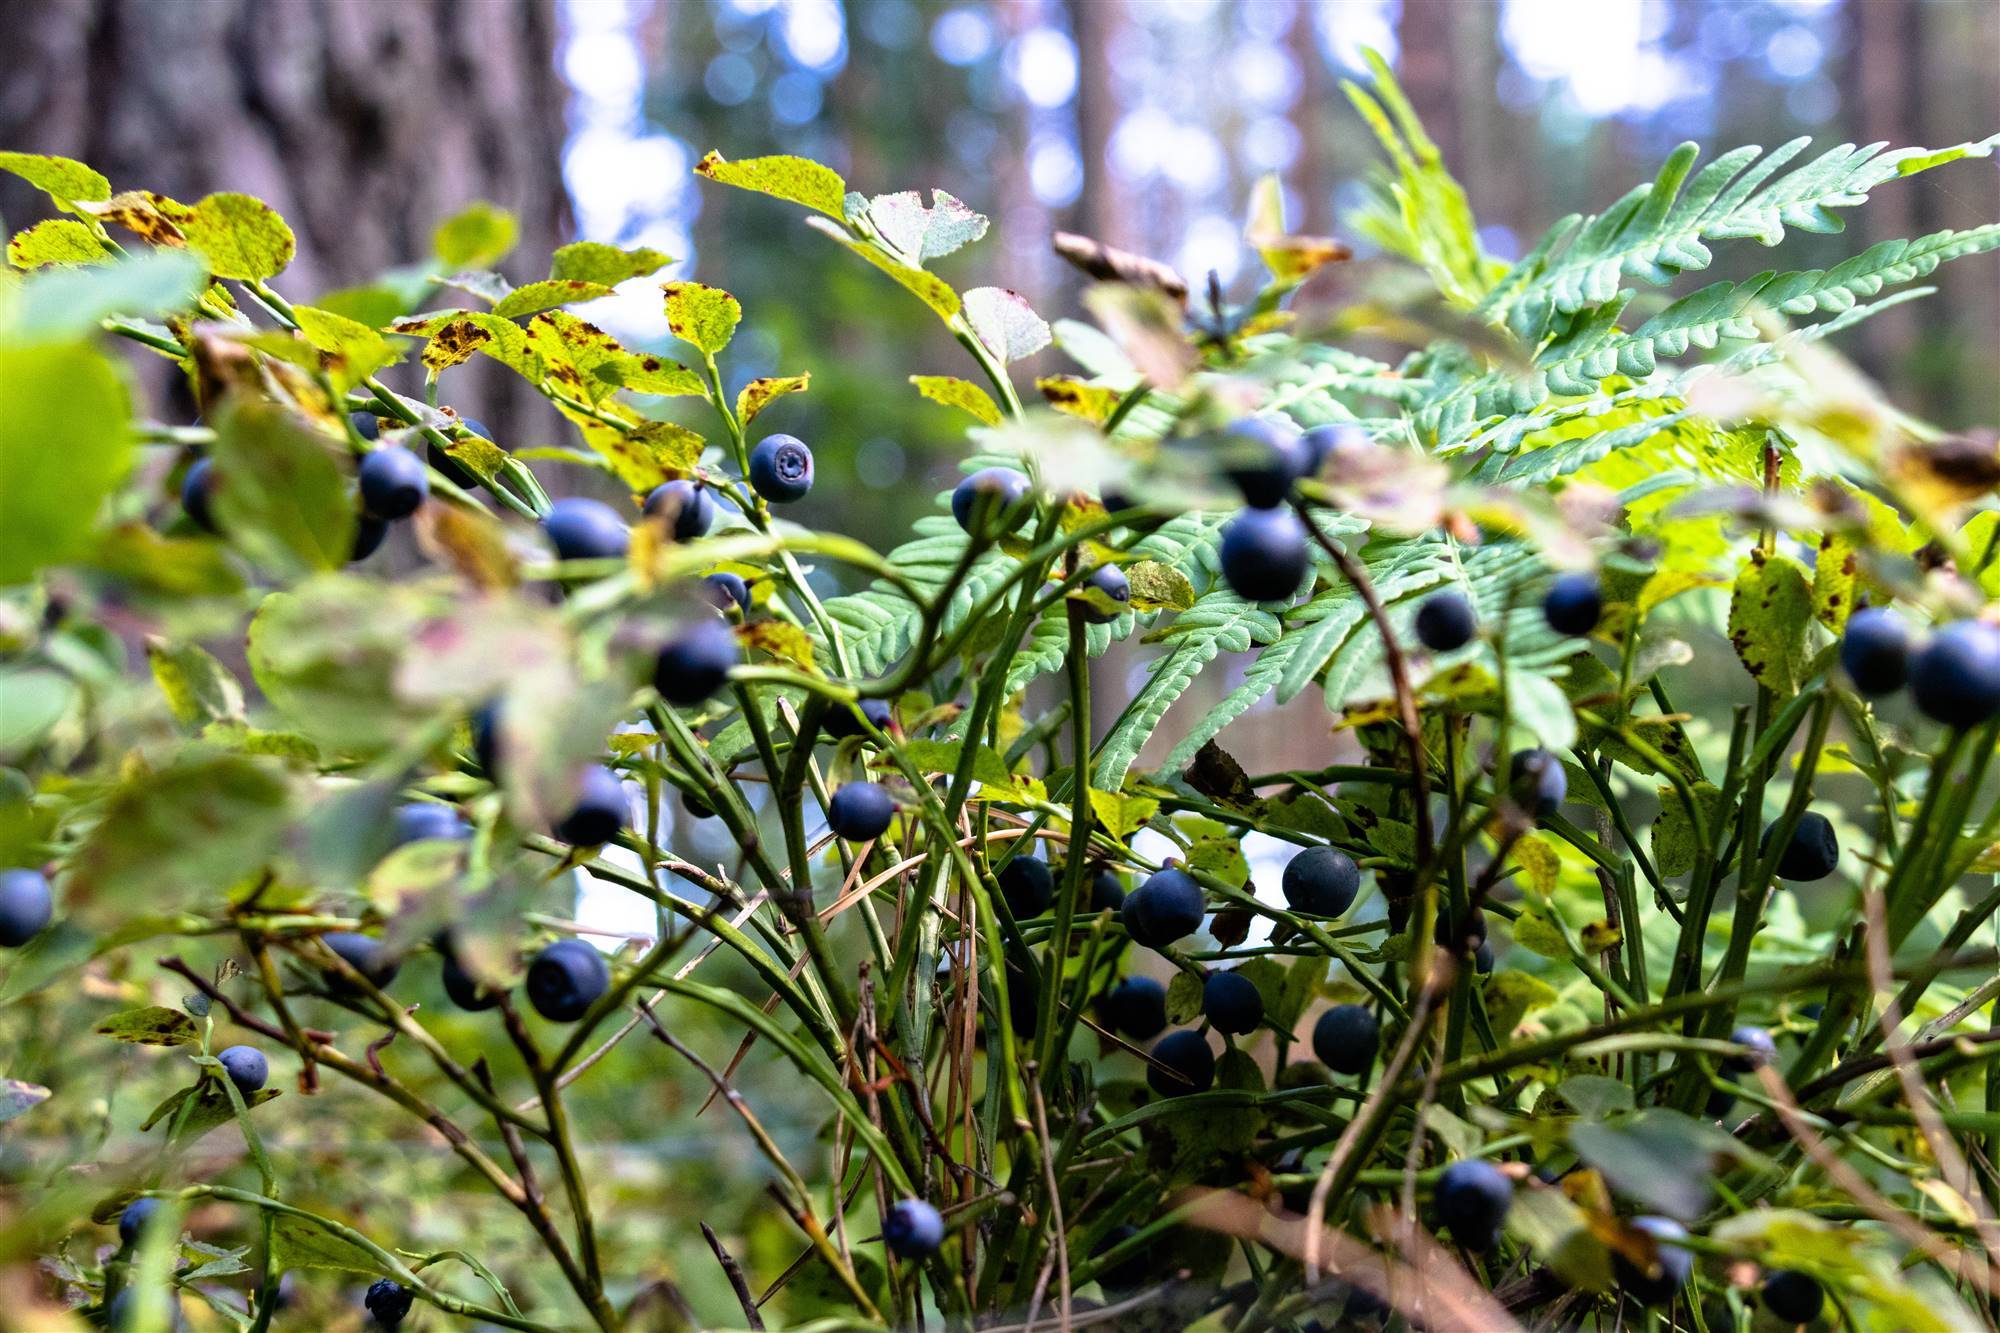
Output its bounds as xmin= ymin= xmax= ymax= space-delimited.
xmin=909 ymin=375 xmax=1000 ymax=426
xmin=737 ymin=373 xmax=809 ymax=427
xmin=662 ymin=281 xmax=741 ymax=354
xmin=1036 ymin=375 xmax=1122 ymax=425
xmin=694 ymin=150 xmax=847 ymax=218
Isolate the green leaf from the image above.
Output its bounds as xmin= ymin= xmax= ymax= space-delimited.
xmin=910 ymin=375 xmax=1001 ymax=426
xmin=207 ymin=399 xmax=355 ymax=577
xmin=1088 ymin=790 xmax=1159 ymax=842
xmin=695 ymin=150 xmax=848 ymax=218
xmin=1125 ymin=560 xmax=1195 ymax=613
xmin=5 ymin=247 xmax=208 ymax=339
xmin=1727 ymin=550 xmax=1814 ymax=697
xmin=0 ymin=667 xmax=76 ymax=754
xmin=0 ymin=340 xmax=133 ymax=584
xmin=1556 ymin=1074 xmax=1635 ymax=1119
xmin=0 ymin=151 xmax=110 ymax=204
xmin=806 ymin=217 xmax=962 ymax=319
xmin=270 ymin=1213 xmax=382 ymax=1275
xmin=1484 ymin=969 xmax=1558 ymax=1032
xmin=94 ymin=1005 xmax=199 ymax=1046
xmin=247 ymin=577 xmax=453 ymax=753
xmin=491 ymin=278 xmax=618 ymax=321
xmin=1569 ymin=1109 xmax=1748 ymax=1220
xmin=0 ymin=1078 xmax=52 ymax=1123
xmin=1650 ymin=780 xmax=1722 ymax=877
xmin=1505 ymin=1186 xmax=1612 ymax=1292
xmin=71 ymin=754 xmax=294 ymax=917
xmin=548 ymin=240 xmax=674 ymax=287
xmin=1511 ymin=907 xmax=1570 ymax=960
xmin=432 ymin=201 xmax=519 ymax=269
xmin=1097 ymin=591 xmax=1283 ymax=789
xmin=178 ymin=192 xmax=295 ymax=281
xmin=1508 ymin=672 xmax=1577 ymax=752
xmin=661 ymin=281 xmax=741 ymax=354
xmin=147 ymin=639 xmax=245 ymax=728
xmin=290 ymin=305 xmax=401 ymax=390
xmin=901 ymin=738 xmax=1009 ymax=785
xmin=7 ymin=218 xmax=109 ymax=270
xmin=736 ymin=373 xmax=809 ymax=428
xmin=1184 ymin=817 xmax=1248 ymax=886
xmin=1165 ymin=970 xmax=1204 ymax=1025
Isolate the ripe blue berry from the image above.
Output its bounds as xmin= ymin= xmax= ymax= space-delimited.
xmin=349 ymin=411 xmax=381 ymax=441
xmin=823 ymin=697 xmax=893 ymax=740
xmin=1121 ymin=866 xmax=1205 ymax=948
xmin=440 ymin=949 xmax=502 ymax=1011
xmin=1839 ymin=606 xmax=1909 ymax=695
xmin=1435 ymin=1159 xmax=1514 ymax=1252
xmin=1147 ymin=1029 xmax=1216 ymax=1095
xmin=828 ymin=782 xmax=895 ymax=841
xmin=365 ymin=1277 xmax=414 ymax=1326
xmin=643 ymin=479 xmax=717 ymax=541
xmin=526 ymin=939 xmax=609 ymax=1022
xmin=654 ymin=617 xmax=739 ymax=705
xmin=1724 ymin=1024 xmax=1777 ymax=1075
xmin=681 ymin=790 xmax=716 ymax=820
xmin=543 ymin=496 xmax=630 ymax=562
xmin=998 ymin=854 xmax=1054 ymax=918
xmin=1474 ymin=941 xmax=1495 ymax=975
xmin=701 ymin=571 xmax=750 ymax=613
xmin=357 ymin=448 xmax=428 ymax=520
xmin=119 ymin=1197 xmax=162 ymax=1247
xmin=1613 ymin=1216 xmax=1693 ymax=1305
xmin=1219 ymin=416 xmax=1307 ymax=508
xmin=321 ymin=931 xmax=401 ymax=990
xmin=1909 ymin=619 xmax=2000 ymax=728
xmin=1415 ymin=590 xmax=1476 ymax=651
xmin=216 ymin=1045 xmax=267 ymax=1094
xmin=1102 ymin=976 xmax=1167 ymax=1039
xmin=883 ymin=1198 xmax=946 ymax=1258
xmin=1543 ymin=572 xmax=1602 ymax=636
xmin=1312 ymin=1004 xmax=1380 ymax=1075
xmin=1220 ymin=507 xmax=1309 ymax=602
xmin=1202 ymin=970 xmax=1263 ymax=1035
xmin=1761 ymin=1269 xmax=1823 ymax=1324
xmin=1509 ymin=749 xmax=1567 ymax=818
xmin=350 ymin=515 xmax=388 ymax=562
xmin=1089 ymin=867 xmax=1126 ymax=912
xmin=1435 ymin=906 xmax=1487 ymax=953
xmin=1280 ymin=846 xmax=1358 ymax=918
xmin=0 ymin=868 xmax=54 ymax=947
xmin=391 ymin=803 xmax=469 ymax=847
xmin=181 ymin=457 xmax=218 ymax=533
xmin=1762 ymin=811 xmax=1838 ymax=882
xmin=1078 ymin=564 xmax=1131 ymax=624
xmin=748 ymin=434 xmax=814 ymax=502
xmin=554 ymin=766 xmax=627 ymax=846
xmin=951 ymin=467 xmax=1030 ymax=534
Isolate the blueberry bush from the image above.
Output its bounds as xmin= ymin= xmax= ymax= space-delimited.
xmin=3 ymin=58 xmax=2000 ymax=1332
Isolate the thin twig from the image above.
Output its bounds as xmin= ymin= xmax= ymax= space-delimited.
xmin=701 ymin=1223 xmax=765 ymax=1330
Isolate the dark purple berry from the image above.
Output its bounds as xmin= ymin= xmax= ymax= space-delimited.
xmin=654 ymin=617 xmax=739 ymax=705
xmin=1077 ymin=563 xmax=1131 ymax=624
xmin=1121 ymin=867 xmax=1204 ymax=948
xmin=1147 ymin=1029 xmax=1216 ymax=1096
xmin=1415 ymin=590 xmax=1476 ymax=651
xmin=1839 ymin=606 xmax=1908 ymax=696
xmin=543 ymin=496 xmax=630 ymax=562
xmin=1202 ymin=970 xmax=1263 ymax=1035
xmin=1220 ymin=507 xmax=1309 ymax=602
xmin=1909 ymin=620 xmax=2000 ymax=727
xmin=1762 ymin=811 xmax=1838 ymax=882
xmin=1435 ymin=1159 xmax=1514 ymax=1252
xmin=701 ymin=571 xmax=750 ymax=613
xmin=1761 ymin=1269 xmax=1823 ymax=1324
xmin=216 ymin=1045 xmax=267 ymax=1094
xmin=644 ymin=479 xmax=717 ymax=541
xmin=1509 ymin=749 xmax=1567 ymax=818
xmin=828 ymin=782 xmax=895 ymax=841
xmin=365 ymin=1278 xmax=414 ymax=1326
xmin=554 ymin=766 xmax=626 ymax=846
xmin=1101 ymin=976 xmax=1167 ymax=1040
xmin=1219 ymin=416 xmax=1307 ymax=508
xmin=1612 ymin=1216 xmax=1693 ymax=1305
xmin=1280 ymin=847 xmax=1358 ymax=917
xmin=321 ymin=931 xmax=400 ymax=990
xmin=181 ymin=457 xmax=218 ymax=533
xmin=998 ymin=854 xmax=1054 ymax=919
xmin=1543 ymin=572 xmax=1602 ymax=636
xmin=1312 ymin=1004 xmax=1379 ymax=1075
xmin=748 ymin=434 xmax=814 ymax=502
xmin=883 ymin=1198 xmax=945 ymax=1258
xmin=358 ymin=448 xmax=428 ymax=520
xmin=951 ymin=467 xmax=1030 ymax=534
xmin=525 ymin=939 xmax=609 ymax=1022
xmin=0 ymin=868 xmax=53 ymax=947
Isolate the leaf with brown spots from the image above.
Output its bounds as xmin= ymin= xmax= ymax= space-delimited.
xmin=0 ymin=151 xmax=110 ymax=205
xmin=1726 ymin=550 xmax=1813 ymax=697
xmin=739 ymin=620 xmax=819 ymax=673
xmin=420 ymin=317 xmax=492 ymax=374
xmin=396 ymin=311 xmax=539 ymax=382
xmin=525 ymin=310 xmax=630 ymax=405
xmin=573 ymin=420 xmax=678 ymax=493
xmin=629 ymin=421 xmax=705 ymax=477
xmin=491 ymin=278 xmax=617 ymax=321
xmin=291 ymin=305 xmax=400 ymax=390
xmin=909 ymin=375 xmax=1000 ymax=427
xmin=694 ymin=150 xmax=847 ymax=218
xmin=1887 ymin=429 xmax=2000 ymax=514
xmin=661 ymin=281 xmax=742 ymax=354
xmin=7 ymin=218 xmax=110 ymax=270
xmin=608 ymin=352 xmax=705 ymax=398
xmin=549 ymin=241 xmax=674 ymax=286
xmin=736 ymin=373 xmax=809 ymax=428
xmin=179 ymin=192 xmax=295 ymax=281
xmin=84 ymin=191 xmax=194 ymax=247
xmin=1036 ymin=375 xmax=1121 ymax=426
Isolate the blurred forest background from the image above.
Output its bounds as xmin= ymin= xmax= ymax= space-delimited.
xmin=1 ymin=0 xmax=1996 ymax=767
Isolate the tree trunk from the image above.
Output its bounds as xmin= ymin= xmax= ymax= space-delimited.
xmin=0 ymin=0 xmax=570 ymax=437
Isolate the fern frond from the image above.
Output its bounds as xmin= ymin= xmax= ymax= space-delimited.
xmin=820 ymin=517 xmax=1008 ymax=678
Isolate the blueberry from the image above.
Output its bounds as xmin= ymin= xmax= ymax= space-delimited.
xmin=882 ymin=1198 xmax=946 ymax=1258
xmin=364 ymin=1277 xmax=415 ymax=1326
xmin=1219 ymin=416 xmax=1307 ymax=508
xmin=321 ymin=931 xmax=400 ymax=990
xmin=1762 ymin=811 xmax=1838 ymax=882
xmin=526 ymin=939 xmax=610 ymax=1022
xmin=1474 ymin=941 xmax=1495 ymax=975
xmin=828 ymin=782 xmax=895 ymax=841
xmin=1078 ymin=564 xmax=1131 ymax=624
xmin=471 ymin=702 xmax=501 ymax=778
xmin=1219 ymin=507 xmax=1310 ymax=603
xmin=1909 ymin=619 xmax=2000 ymax=728
xmin=0 ymin=868 xmax=54 ymax=947
xmin=181 ymin=457 xmax=218 ymax=533
xmin=1543 ymin=572 xmax=1603 ymax=636
xmin=701 ymin=571 xmax=750 ymax=613
xmin=1202 ymin=970 xmax=1263 ymax=1035
xmin=1312 ymin=1004 xmax=1380 ymax=1075
xmin=1761 ymin=1269 xmax=1823 ymax=1324
xmin=119 ymin=1196 xmax=162 ymax=1247
xmin=654 ymin=617 xmax=739 ymax=706
xmin=998 ymin=854 xmax=1054 ymax=918
xmin=1613 ymin=1216 xmax=1693 ymax=1306
xmin=748 ymin=434 xmax=814 ymax=502
xmin=216 ymin=1045 xmax=267 ymax=1094
xmin=1434 ymin=906 xmax=1487 ymax=953
xmin=349 ymin=411 xmax=381 ymax=441
xmin=350 ymin=515 xmax=388 ymax=562
xmin=643 ymin=479 xmax=717 ymax=541
xmin=1415 ymin=590 xmax=1476 ymax=652
xmin=1121 ymin=866 xmax=1205 ymax=948
xmin=823 ymin=697 xmax=893 ymax=741
xmin=1088 ymin=867 xmax=1126 ymax=912
xmin=681 ymin=790 xmax=716 ymax=820
xmin=439 ymin=949 xmax=502 ymax=1011
xmin=1147 ymin=1029 xmax=1217 ymax=1096
xmin=1280 ymin=846 xmax=1358 ymax=918
xmin=1723 ymin=1024 xmax=1777 ymax=1075
xmin=1839 ymin=606 xmax=1909 ymax=696
xmin=1435 ymin=1159 xmax=1514 ymax=1252
xmin=554 ymin=766 xmax=627 ymax=846
xmin=358 ymin=448 xmax=429 ymax=520
xmin=1509 ymin=749 xmax=1567 ymax=818
xmin=391 ymin=803 xmax=469 ymax=847
xmin=951 ymin=467 xmax=1031 ymax=535
xmin=542 ymin=496 xmax=630 ymax=562
xmin=1101 ymin=976 xmax=1167 ymax=1040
